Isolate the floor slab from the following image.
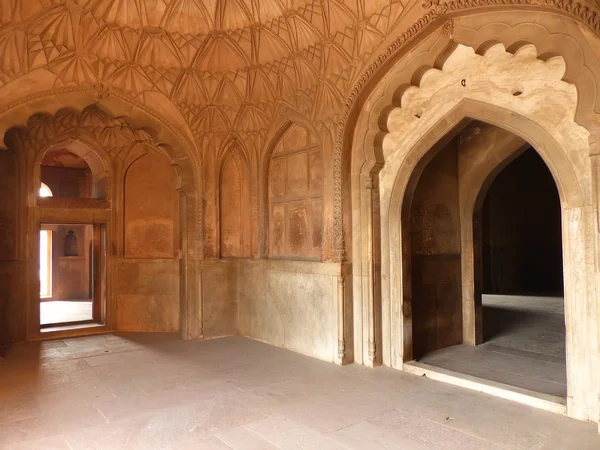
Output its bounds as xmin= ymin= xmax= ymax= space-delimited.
xmin=482 ymin=294 xmax=565 ymax=357
xmin=0 ymin=333 xmax=597 ymax=450
xmin=419 ymin=294 xmax=566 ymax=398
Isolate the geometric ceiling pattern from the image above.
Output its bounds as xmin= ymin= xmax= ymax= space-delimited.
xmin=0 ymin=0 xmax=407 ymax=143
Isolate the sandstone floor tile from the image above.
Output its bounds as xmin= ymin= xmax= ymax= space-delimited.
xmin=247 ymin=416 xmax=348 ymax=449
xmin=334 ymin=409 xmax=504 ymax=450
xmin=6 ymin=434 xmax=70 ymax=450
xmin=1 ymin=334 xmax=599 ymax=450
xmin=65 ymin=397 xmax=265 ymax=450
xmin=215 ymin=425 xmax=280 ymax=449
xmin=0 ymin=392 xmax=41 ymax=425
xmin=0 ymin=405 xmax=107 ymax=447
xmin=175 ymin=435 xmax=234 ymax=450
xmin=276 ymin=390 xmax=396 ymax=433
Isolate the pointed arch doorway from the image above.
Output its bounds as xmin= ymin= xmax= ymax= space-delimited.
xmin=405 ymin=121 xmax=566 ymax=401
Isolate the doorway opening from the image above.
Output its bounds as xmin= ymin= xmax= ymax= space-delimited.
xmin=407 ymin=126 xmax=566 ymax=401
xmin=39 ymin=223 xmax=106 ymax=332
xmin=479 ymin=148 xmax=566 ymax=395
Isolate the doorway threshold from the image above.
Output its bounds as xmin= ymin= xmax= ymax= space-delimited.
xmin=403 ymin=361 xmax=566 ymax=416
xmin=41 ymin=322 xmax=103 ymax=333
xmin=34 ymin=323 xmax=109 ymax=341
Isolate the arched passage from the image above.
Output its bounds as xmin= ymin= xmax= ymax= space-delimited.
xmin=479 ymin=149 xmax=565 ymax=364
xmin=349 ymin=28 xmax=599 ymax=422
xmin=479 ymin=149 xmax=564 ymax=298
xmin=404 ymin=123 xmax=567 ymax=399
xmin=385 ymin=100 xmax=592 ymax=417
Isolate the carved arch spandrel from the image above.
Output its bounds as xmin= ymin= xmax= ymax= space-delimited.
xmin=0 ymin=89 xmax=203 ymax=261
xmin=4 ymin=102 xmax=201 ymax=245
xmin=350 ymin=17 xmax=600 ymax=182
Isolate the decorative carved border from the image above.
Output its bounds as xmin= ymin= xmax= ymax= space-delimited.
xmin=8 ymin=106 xmax=167 ymax=161
xmin=331 ymin=1 xmax=600 ymax=262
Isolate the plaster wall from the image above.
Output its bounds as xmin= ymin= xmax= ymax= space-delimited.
xmin=0 ymin=149 xmax=22 ymax=345
xmin=237 ymin=259 xmax=346 ymax=363
xmin=201 ymin=259 xmax=238 ymax=339
xmin=116 ymin=260 xmax=180 ymax=332
xmin=49 ymin=224 xmax=93 ymax=302
xmin=0 ymin=262 xmax=25 ymax=345
xmin=481 ymin=149 xmax=563 ymax=296
xmin=456 ymin=123 xmax=529 ymax=345
xmin=41 ymin=167 xmax=91 ymax=199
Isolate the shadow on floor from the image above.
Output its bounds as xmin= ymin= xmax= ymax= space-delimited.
xmin=482 ymin=305 xmax=565 ymax=342
xmin=483 ymin=305 xmax=539 ymax=341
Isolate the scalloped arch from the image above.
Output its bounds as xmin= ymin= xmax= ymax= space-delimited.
xmin=342 ymin=10 xmax=600 ymax=262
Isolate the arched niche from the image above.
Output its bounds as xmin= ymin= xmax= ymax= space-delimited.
xmin=38 ymin=145 xmax=106 ymax=199
xmin=0 ymin=103 xmax=202 ymax=343
xmin=219 ymin=146 xmax=250 ymax=258
xmin=267 ymin=123 xmax=324 ymax=260
xmin=124 ymin=150 xmax=178 ymax=259
xmin=32 ymin=139 xmax=111 ymax=202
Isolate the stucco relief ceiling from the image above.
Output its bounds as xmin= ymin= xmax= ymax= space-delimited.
xmin=0 ymin=0 xmax=407 ymax=139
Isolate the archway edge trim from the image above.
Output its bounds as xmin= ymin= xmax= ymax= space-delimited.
xmin=381 ymin=97 xmax=584 ymax=365
xmin=387 ymin=99 xmax=584 ymax=218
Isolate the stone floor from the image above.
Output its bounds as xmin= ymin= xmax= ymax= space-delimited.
xmin=40 ymin=300 xmax=93 ymax=326
xmin=419 ymin=295 xmax=566 ymax=398
xmin=482 ymin=294 xmax=565 ymax=357
xmin=1 ymin=333 xmax=598 ymax=450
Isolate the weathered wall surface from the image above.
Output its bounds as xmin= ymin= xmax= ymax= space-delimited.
xmin=0 ymin=150 xmax=21 ymax=346
xmin=0 ymin=262 xmax=25 ymax=346
xmin=114 ymin=150 xmax=183 ymax=332
xmin=237 ymin=260 xmax=341 ymax=363
xmin=41 ymin=166 xmax=91 ymax=198
xmin=49 ymin=224 xmax=93 ymax=302
xmin=116 ymin=260 xmax=180 ymax=332
xmin=201 ymin=260 xmax=238 ymax=338
xmin=410 ymin=139 xmax=462 ymax=358
xmin=124 ymin=152 xmax=178 ymax=259
xmin=219 ymin=151 xmax=251 ymax=258
xmin=0 ymin=151 xmax=18 ymax=261
xmin=268 ymin=124 xmax=324 ymax=260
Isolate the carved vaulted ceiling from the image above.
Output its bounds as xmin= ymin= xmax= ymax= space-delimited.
xmin=0 ymin=0 xmax=407 ymax=143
